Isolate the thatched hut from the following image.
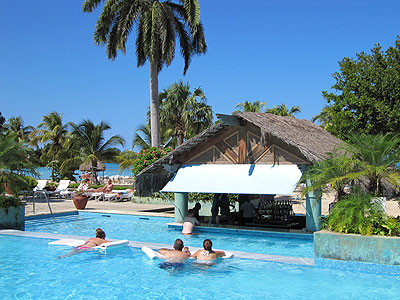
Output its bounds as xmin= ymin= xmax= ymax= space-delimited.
xmin=136 ymin=112 xmax=342 ymax=231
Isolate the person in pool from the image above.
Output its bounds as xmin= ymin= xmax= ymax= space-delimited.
xmin=158 ymin=239 xmax=191 ymax=263
xmin=58 ymin=228 xmax=110 ymax=258
xmin=191 ymin=239 xmax=225 ymax=263
xmin=182 ymin=209 xmax=200 ymax=235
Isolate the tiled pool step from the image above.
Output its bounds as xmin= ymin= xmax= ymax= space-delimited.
xmin=0 ymin=229 xmax=314 ymax=266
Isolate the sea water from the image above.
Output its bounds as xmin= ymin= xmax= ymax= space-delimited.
xmin=25 ymin=213 xmax=314 ymax=258
xmin=36 ymin=162 xmax=132 ymax=180
xmin=1 ymin=235 xmax=399 ymax=300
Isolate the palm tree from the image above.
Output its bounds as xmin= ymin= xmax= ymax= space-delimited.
xmin=268 ymin=103 xmax=301 ymax=116
xmin=4 ymin=116 xmax=34 ymax=143
xmin=234 ymin=101 xmax=266 ymax=113
xmin=0 ymin=135 xmax=38 ymax=195
xmin=83 ymin=0 xmax=207 ymax=148
xmin=61 ymin=120 xmax=125 ymax=183
xmin=302 ymin=133 xmax=400 ymax=198
xmin=116 ymin=150 xmax=137 ymax=172
xmin=133 ymin=122 xmax=177 ymax=151
xmin=133 ymin=124 xmax=152 ymax=150
xmin=30 ymin=112 xmax=68 ymax=181
xmin=312 ymin=105 xmax=334 ymax=129
xmin=159 ymin=81 xmax=213 ymax=145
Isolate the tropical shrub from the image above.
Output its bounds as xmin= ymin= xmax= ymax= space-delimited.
xmin=323 ymin=191 xmax=400 ymax=236
xmin=132 ymin=147 xmax=173 ymax=176
xmin=0 ymin=195 xmax=22 ymax=209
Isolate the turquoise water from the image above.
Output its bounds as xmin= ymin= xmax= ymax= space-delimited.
xmin=25 ymin=213 xmax=314 ymax=258
xmin=36 ymin=162 xmax=132 ymax=180
xmin=1 ymin=235 xmax=399 ymax=300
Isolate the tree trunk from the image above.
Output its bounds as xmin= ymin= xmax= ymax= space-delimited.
xmin=51 ymin=152 xmax=55 ymax=181
xmin=178 ymin=132 xmax=184 ymax=146
xmin=150 ymin=60 xmax=161 ymax=148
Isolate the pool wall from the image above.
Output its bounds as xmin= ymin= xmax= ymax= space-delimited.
xmin=314 ymin=230 xmax=400 ymax=265
xmin=0 ymin=204 xmax=25 ymax=230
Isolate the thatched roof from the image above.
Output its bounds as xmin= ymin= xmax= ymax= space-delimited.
xmin=235 ymin=112 xmax=341 ymax=162
xmin=136 ymin=113 xmax=342 ymax=196
xmin=79 ymin=161 xmax=106 ymax=172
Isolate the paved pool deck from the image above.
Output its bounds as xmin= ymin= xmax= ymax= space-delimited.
xmin=24 ymin=193 xmax=400 ymax=219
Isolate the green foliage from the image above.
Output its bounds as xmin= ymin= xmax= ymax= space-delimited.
xmin=0 ymin=195 xmax=22 ymax=209
xmin=0 ymin=136 xmax=38 ymax=195
xmin=153 ymin=192 xmax=239 ymax=203
xmin=267 ymin=104 xmax=301 ymax=116
xmin=234 ymin=100 xmax=266 ymax=113
xmin=302 ymin=133 xmax=400 ymax=198
xmin=132 ymin=147 xmax=173 ymax=176
xmin=320 ymin=37 xmax=400 ymax=139
xmin=61 ymin=120 xmax=124 ymax=182
xmin=159 ymin=81 xmax=213 ymax=146
xmin=324 ymin=191 xmax=400 ymax=236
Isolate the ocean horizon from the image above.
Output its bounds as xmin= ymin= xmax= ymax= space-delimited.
xmin=36 ymin=162 xmax=132 ymax=180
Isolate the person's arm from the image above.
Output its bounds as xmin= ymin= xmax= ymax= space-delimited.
xmin=215 ymin=250 xmax=226 ymax=257
xmin=195 ymin=218 xmax=200 ymax=226
xmin=158 ymin=248 xmax=170 ymax=255
xmin=190 ymin=250 xmax=200 ymax=258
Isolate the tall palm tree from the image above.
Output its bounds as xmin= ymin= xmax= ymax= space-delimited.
xmin=30 ymin=112 xmax=68 ymax=181
xmin=83 ymin=0 xmax=207 ymax=148
xmin=159 ymin=81 xmax=212 ymax=145
xmin=234 ymin=101 xmax=266 ymax=113
xmin=61 ymin=120 xmax=125 ymax=183
xmin=4 ymin=116 xmax=34 ymax=143
xmin=268 ymin=103 xmax=301 ymax=116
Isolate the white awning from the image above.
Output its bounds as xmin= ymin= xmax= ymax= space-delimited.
xmin=161 ymin=164 xmax=302 ymax=195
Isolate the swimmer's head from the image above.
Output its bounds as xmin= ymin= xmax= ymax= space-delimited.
xmin=173 ymin=238 xmax=184 ymax=251
xmin=96 ymin=228 xmax=106 ymax=239
xmin=203 ymin=239 xmax=212 ymax=251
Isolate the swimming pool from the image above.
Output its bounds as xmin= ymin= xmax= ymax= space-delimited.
xmin=1 ymin=234 xmax=400 ymax=300
xmin=25 ymin=212 xmax=314 ymax=258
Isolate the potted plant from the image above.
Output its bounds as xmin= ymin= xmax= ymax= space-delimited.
xmin=0 ymin=194 xmax=25 ymax=230
xmin=73 ymin=190 xmax=89 ymax=209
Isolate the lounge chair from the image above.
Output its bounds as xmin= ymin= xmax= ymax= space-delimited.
xmin=51 ymin=180 xmax=72 ymax=198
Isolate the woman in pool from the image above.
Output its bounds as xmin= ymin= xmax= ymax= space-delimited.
xmin=191 ymin=239 xmax=225 ymax=264
xmin=58 ymin=228 xmax=110 ymax=258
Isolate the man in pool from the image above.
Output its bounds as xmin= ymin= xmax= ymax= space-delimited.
xmin=58 ymin=228 xmax=110 ymax=258
xmin=157 ymin=239 xmax=191 ymax=270
xmin=158 ymin=238 xmax=191 ymax=262
xmin=191 ymin=239 xmax=225 ymax=263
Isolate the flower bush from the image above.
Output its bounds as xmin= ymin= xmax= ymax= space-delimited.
xmin=132 ymin=147 xmax=173 ymax=176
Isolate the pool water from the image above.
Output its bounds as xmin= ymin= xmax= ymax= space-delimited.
xmin=1 ymin=235 xmax=400 ymax=300
xmin=25 ymin=212 xmax=314 ymax=258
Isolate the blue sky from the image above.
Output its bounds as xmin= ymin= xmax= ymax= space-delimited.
xmin=1 ymin=0 xmax=400 ymax=150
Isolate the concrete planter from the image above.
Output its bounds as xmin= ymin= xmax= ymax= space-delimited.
xmin=314 ymin=230 xmax=400 ymax=265
xmin=0 ymin=203 xmax=25 ymax=230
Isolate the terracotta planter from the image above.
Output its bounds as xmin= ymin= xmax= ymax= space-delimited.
xmin=73 ymin=195 xmax=88 ymax=209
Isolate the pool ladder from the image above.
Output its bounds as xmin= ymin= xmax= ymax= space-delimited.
xmin=32 ymin=191 xmax=56 ymax=222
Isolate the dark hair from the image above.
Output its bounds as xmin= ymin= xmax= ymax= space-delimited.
xmin=96 ymin=228 xmax=106 ymax=239
xmin=174 ymin=238 xmax=184 ymax=251
xmin=188 ymin=209 xmax=194 ymax=216
xmin=194 ymin=203 xmax=201 ymax=209
xmin=203 ymin=239 xmax=212 ymax=251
